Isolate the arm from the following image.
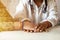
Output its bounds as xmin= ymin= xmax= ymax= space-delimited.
xmin=14 ymin=0 xmax=30 ymax=22
xmin=35 ymin=0 xmax=59 ymax=32
xmin=14 ymin=0 xmax=36 ymax=32
xmin=40 ymin=0 xmax=58 ymax=27
xmin=45 ymin=0 xmax=58 ymax=27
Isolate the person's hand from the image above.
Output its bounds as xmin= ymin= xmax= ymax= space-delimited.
xmin=34 ymin=21 xmax=52 ymax=32
xmin=14 ymin=22 xmax=23 ymax=30
xmin=22 ymin=20 xmax=37 ymax=32
xmin=34 ymin=23 xmax=48 ymax=32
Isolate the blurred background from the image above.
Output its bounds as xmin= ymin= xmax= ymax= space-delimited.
xmin=0 ymin=0 xmax=60 ymax=23
xmin=0 ymin=0 xmax=60 ymax=22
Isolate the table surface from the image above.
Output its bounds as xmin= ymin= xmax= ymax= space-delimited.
xmin=0 ymin=25 xmax=60 ymax=40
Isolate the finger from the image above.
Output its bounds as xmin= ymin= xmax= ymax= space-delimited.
xmin=32 ymin=30 xmax=34 ymax=32
xmin=27 ymin=30 xmax=30 ymax=32
xmin=39 ymin=26 xmax=44 ymax=32
xmin=39 ymin=26 xmax=42 ymax=30
xmin=43 ymin=28 xmax=48 ymax=32
xmin=41 ymin=26 xmax=48 ymax=32
xmin=35 ymin=26 xmax=38 ymax=29
xmin=35 ymin=25 xmax=40 ymax=29
xmin=39 ymin=26 xmax=46 ymax=32
xmin=23 ymin=29 xmax=27 ymax=32
xmin=36 ymin=28 xmax=40 ymax=32
xmin=34 ymin=26 xmax=42 ymax=32
xmin=34 ymin=29 xmax=37 ymax=32
xmin=39 ymin=30 xmax=43 ymax=32
xmin=30 ymin=30 xmax=34 ymax=33
xmin=30 ymin=30 xmax=33 ymax=32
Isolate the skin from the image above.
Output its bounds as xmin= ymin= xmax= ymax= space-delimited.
xmin=33 ymin=0 xmax=43 ymax=7
xmin=23 ymin=0 xmax=52 ymax=32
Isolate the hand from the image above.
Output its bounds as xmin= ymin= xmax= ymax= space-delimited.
xmin=34 ymin=23 xmax=47 ymax=32
xmin=34 ymin=21 xmax=52 ymax=32
xmin=14 ymin=22 xmax=23 ymax=30
xmin=22 ymin=20 xmax=37 ymax=32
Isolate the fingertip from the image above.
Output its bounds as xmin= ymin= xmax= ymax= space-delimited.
xmin=23 ymin=29 xmax=27 ymax=32
xmin=27 ymin=30 xmax=30 ymax=32
xmin=30 ymin=30 xmax=34 ymax=33
xmin=39 ymin=30 xmax=43 ymax=32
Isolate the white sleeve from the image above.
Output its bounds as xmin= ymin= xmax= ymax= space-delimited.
xmin=14 ymin=0 xmax=24 ymax=16
xmin=15 ymin=0 xmax=28 ymax=13
xmin=14 ymin=0 xmax=27 ymax=18
xmin=14 ymin=0 xmax=31 ymax=22
xmin=42 ymin=0 xmax=59 ymax=27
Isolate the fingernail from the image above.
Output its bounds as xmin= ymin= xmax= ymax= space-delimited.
xmin=40 ymin=30 xmax=42 ymax=32
xmin=24 ymin=29 xmax=27 ymax=32
xmin=30 ymin=30 xmax=33 ymax=33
